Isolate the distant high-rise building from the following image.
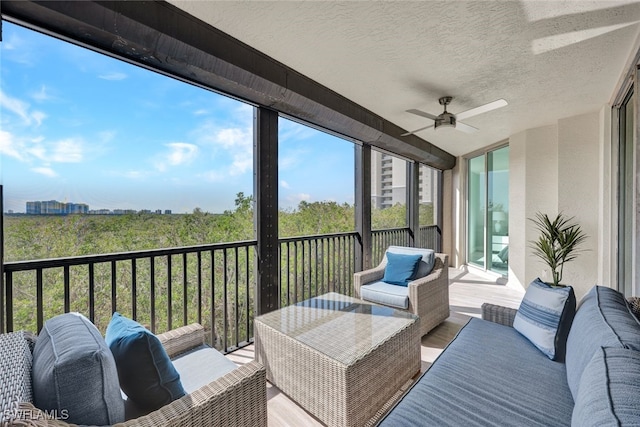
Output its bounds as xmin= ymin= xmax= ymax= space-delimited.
xmin=26 ymin=200 xmax=88 ymax=215
xmin=164 ymin=210 xmax=172 ymax=215
xmin=370 ymin=151 xmax=438 ymax=209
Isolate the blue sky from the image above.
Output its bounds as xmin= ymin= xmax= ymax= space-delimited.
xmin=0 ymin=22 xmax=355 ymax=213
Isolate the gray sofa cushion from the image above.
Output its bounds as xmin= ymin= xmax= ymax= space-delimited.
xmin=360 ymin=281 xmax=409 ymax=309
xmin=32 ymin=313 xmax=125 ymax=425
xmin=565 ymin=286 xmax=640 ymax=400
xmin=380 ymin=318 xmax=574 ymax=426
xmin=572 ymin=347 xmax=640 ymax=426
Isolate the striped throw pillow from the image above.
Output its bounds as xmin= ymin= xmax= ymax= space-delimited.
xmin=513 ymin=278 xmax=576 ymax=360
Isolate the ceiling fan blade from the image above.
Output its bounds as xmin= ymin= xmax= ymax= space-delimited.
xmin=456 ymin=99 xmax=508 ymax=121
xmin=401 ymin=124 xmax=435 ymax=136
xmin=456 ymin=121 xmax=478 ymax=133
xmin=406 ymin=109 xmax=438 ymax=121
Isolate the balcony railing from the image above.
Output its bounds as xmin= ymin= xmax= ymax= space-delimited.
xmin=3 ymin=241 xmax=257 ymax=354
xmin=279 ymin=232 xmax=357 ymax=307
xmin=2 ymin=226 xmax=440 ymax=354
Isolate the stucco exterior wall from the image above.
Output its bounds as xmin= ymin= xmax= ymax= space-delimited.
xmin=448 ymin=109 xmax=613 ymax=300
xmin=508 ymin=125 xmax=559 ymax=290
xmin=557 ymin=112 xmax=601 ymax=299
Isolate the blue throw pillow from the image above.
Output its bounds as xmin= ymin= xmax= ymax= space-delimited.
xmin=382 ymin=252 xmax=423 ymax=286
xmin=513 ymin=278 xmax=576 ymax=360
xmin=105 ymin=312 xmax=186 ymax=411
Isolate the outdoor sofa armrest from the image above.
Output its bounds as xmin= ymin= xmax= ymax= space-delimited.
xmin=481 ymin=303 xmax=518 ymax=327
xmin=15 ymin=361 xmax=267 ymax=427
xmin=156 ymin=323 xmax=205 ymax=359
xmin=353 ymin=265 xmax=386 ymax=298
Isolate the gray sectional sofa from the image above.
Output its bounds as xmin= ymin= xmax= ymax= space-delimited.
xmin=379 ymin=285 xmax=640 ymax=426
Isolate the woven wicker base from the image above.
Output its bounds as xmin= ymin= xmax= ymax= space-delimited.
xmin=255 ymin=293 xmax=420 ymax=427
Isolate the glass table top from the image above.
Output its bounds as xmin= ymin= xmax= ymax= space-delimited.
xmin=255 ymin=292 xmax=418 ymax=364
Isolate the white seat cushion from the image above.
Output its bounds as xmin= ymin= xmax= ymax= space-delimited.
xmin=172 ymin=346 xmax=238 ymax=393
xmin=360 ymin=281 xmax=409 ymax=309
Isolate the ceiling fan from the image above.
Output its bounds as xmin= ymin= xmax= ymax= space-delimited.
xmin=402 ymin=96 xmax=508 ymax=136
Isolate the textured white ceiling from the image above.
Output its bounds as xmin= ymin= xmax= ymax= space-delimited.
xmin=169 ymin=0 xmax=640 ymax=157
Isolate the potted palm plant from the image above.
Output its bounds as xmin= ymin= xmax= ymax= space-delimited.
xmin=530 ymin=212 xmax=587 ymax=287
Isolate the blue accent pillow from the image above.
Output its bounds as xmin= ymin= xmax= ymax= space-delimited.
xmin=572 ymin=347 xmax=640 ymax=426
xmin=513 ymin=278 xmax=576 ymax=360
xmin=105 ymin=313 xmax=186 ymax=410
xmin=382 ymin=253 xmax=423 ymax=287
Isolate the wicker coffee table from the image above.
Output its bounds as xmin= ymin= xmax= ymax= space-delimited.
xmin=254 ymin=292 xmax=420 ymax=427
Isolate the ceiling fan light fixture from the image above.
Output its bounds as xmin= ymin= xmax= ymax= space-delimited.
xmin=434 ymin=112 xmax=456 ymax=129
xmin=404 ymin=96 xmax=506 ymax=136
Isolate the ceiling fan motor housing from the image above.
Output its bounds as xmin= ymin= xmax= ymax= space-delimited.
xmin=435 ymin=112 xmax=456 ymax=129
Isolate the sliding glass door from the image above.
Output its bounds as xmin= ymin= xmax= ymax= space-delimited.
xmin=467 ymin=146 xmax=509 ymax=275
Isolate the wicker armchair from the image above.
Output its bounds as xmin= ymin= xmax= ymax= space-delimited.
xmin=1 ymin=324 xmax=266 ymax=427
xmin=354 ymin=247 xmax=449 ymax=336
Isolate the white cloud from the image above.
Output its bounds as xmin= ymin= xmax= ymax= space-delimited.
xmin=279 ymin=118 xmax=318 ymax=143
xmin=0 ymin=90 xmax=47 ymax=126
xmin=5 ymin=134 xmax=85 ymax=165
xmin=2 ymin=32 xmax=36 ymax=65
xmin=287 ymin=193 xmax=311 ymax=204
xmin=31 ymin=111 xmax=47 ymax=126
xmin=31 ymin=167 xmax=57 ymax=178
xmin=215 ymin=127 xmax=249 ymax=150
xmin=0 ymin=130 xmax=24 ymax=161
xmin=98 ymin=72 xmax=128 ymax=81
xmin=280 ymin=180 xmax=290 ymax=189
xmin=280 ymin=148 xmax=307 ymax=170
xmin=50 ymin=139 xmax=84 ymax=163
xmin=31 ymin=85 xmax=50 ymax=102
xmin=99 ymin=130 xmax=116 ymax=143
xmin=193 ymin=109 xmax=209 ymax=116
xmin=194 ymin=117 xmax=253 ymax=177
xmin=155 ymin=142 xmax=199 ymax=171
xmin=0 ymin=90 xmax=31 ymax=123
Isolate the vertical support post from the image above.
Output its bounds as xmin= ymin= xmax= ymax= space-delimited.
xmin=0 ymin=184 xmax=4 ymax=333
xmin=355 ymin=144 xmax=372 ymax=272
xmin=435 ymin=169 xmax=444 ymax=252
xmin=254 ymin=107 xmax=279 ymax=315
xmin=407 ymin=161 xmax=420 ymax=247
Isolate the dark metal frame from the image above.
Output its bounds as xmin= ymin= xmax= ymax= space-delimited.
xmin=254 ymin=107 xmax=280 ymax=315
xmin=407 ymin=161 xmax=420 ymax=247
xmin=355 ymin=144 xmax=372 ymax=271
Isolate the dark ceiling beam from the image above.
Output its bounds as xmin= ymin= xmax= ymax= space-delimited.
xmin=1 ymin=0 xmax=456 ymax=170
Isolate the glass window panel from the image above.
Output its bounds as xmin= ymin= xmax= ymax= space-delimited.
xmin=488 ymin=146 xmax=509 ymax=275
xmin=370 ymin=149 xmax=407 ymax=229
xmin=278 ymin=118 xmax=355 ymax=237
xmin=467 ymin=155 xmax=486 ymax=268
